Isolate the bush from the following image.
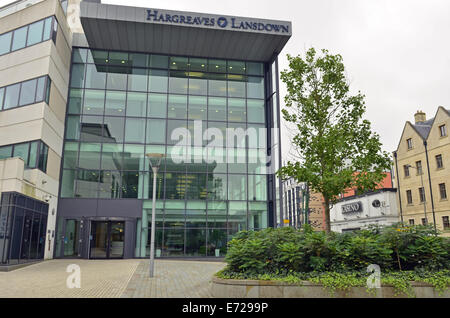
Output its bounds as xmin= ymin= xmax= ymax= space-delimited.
xmin=223 ymin=224 xmax=449 ymax=276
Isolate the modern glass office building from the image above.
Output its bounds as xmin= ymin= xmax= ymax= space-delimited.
xmin=45 ymin=0 xmax=291 ymax=259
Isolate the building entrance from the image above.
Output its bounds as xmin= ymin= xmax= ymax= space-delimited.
xmin=90 ymin=221 xmax=124 ymax=259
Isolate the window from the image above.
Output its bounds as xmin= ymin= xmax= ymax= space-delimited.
xmin=403 ymin=165 xmax=410 ymax=177
xmin=406 ymin=190 xmax=413 ymax=205
xmin=0 ymin=76 xmax=51 ymax=111
xmin=443 ymin=216 xmax=450 ymax=230
xmin=0 ymin=17 xmax=57 ymax=57
xmin=415 ymin=161 xmax=422 ymax=175
xmin=407 ymin=138 xmax=413 ymax=149
xmin=409 ymin=219 xmax=415 ymax=225
xmin=26 ymin=20 xmax=44 ymax=47
xmin=439 ymin=125 xmax=447 ymax=137
xmin=439 ymin=183 xmax=447 ymax=200
xmin=0 ymin=140 xmax=48 ymax=172
xmin=418 ymin=187 xmax=425 ymax=203
xmin=421 ymin=218 xmax=427 ymax=225
xmin=436 ymin=154 xmax=443 ymax=169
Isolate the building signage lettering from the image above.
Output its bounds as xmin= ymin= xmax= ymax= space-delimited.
xmin=146 ymin=9 xmax=290 ymax=33
xmin=342 ymin=201 xmax=363 ymax=214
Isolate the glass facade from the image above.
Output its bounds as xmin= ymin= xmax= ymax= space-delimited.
xmin=0 ymin=192 xmax=48 ymax=265
xmin=60 ymin=48 xmax=272 ymax=257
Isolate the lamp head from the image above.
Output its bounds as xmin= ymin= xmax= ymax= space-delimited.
xmin=146 ymin=153 xmax=165 ymax=170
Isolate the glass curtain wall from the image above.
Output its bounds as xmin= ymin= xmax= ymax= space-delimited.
xmin=0 ymin=192 xmax=48 ymax=265
xmin=62 ymin=48 xmax=269 ymax=257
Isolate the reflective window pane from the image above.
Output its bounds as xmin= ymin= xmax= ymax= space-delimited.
xmin=11 ymin=26 xmax=27 ymax=51
xmin=248 ymin=175 xmax=267 ymax=201
xmin=228 ymin=61 xmax=246 ymax=75
xmin=188 ymin=96 xmax=207 ymax=120
xmin=66 ymin=115 xmax=81 ymax=140
xmin=28 ymin=141 xmax=38 ymax=168
xmin=247 ymin=76 xmax=265 ymax=99
xmin=19 ymin=79 xmax=37 ymax=106
xmin=0 ymin=32 xmax=12 ymax=55
xmin=0 ymin=146 xmax=12 ymax=159
xmin=247 ymin=62 xmax=264 ymax=76
xmin=128 ymin=68 xmax=147 ymax=92
xmin=208 ymin=97 xmax=226 ymax=121
xmin=208 ymin=74 xmax=227 ymax=97
xmin=78 ymin=143 xmax=101 ymax=170
xmin=106 ymin=68 xmax=128 ymax=90
xmin=0 ymin=87 xmax=4 ymax=109
xmin=208 ymin=59 xmax=226 ymax=73
xmin=73 ymin=48 xmax=87 ymax=63
xmin=149 ymin=70 xmax=168 ymax=93
xmin=83 ymin=89 xmax=104 ymax=115
xmin=189 ymin=58 xmax=207 ymax=72
xmin=247 ymin=99 xmax=265 ymax=123
xmin=228 ymin=98 xmax=246 ymax=122
xmin=122 ymin=145 xmax=145 ymax=170
xmin=228 ymin=75 xmax=246 ymax=98
xmin=125 ymin=118 xmax=146 ymax=143
xmin=149 ymin=55 xmax=168 ymax=68
xmin=129 ymin=53 xmax=148 ymax=67
xmin=35 ymin=77 xmax=46 ymax=102
xmin=13 ymin=143 xmax=30 ymax=165
xmin=248 ymin=202 xmax=267 ymax=230
xmin=42 ymin=17 xmax=52 ymax=41
xmin=228 ymin=201 xmax=247 ymax=232
xmin=228 ymin=174 xmax=247 ymax=200
xmin=126 ymin=92 xmax=147 ymax=117
xmin=80 ymin=115 xmax=103 ymax=142
xmin=4 ymin=83 xmax=21 ymax=109
xmin=101 ymin=143 xmax=123 ymax=170
xmin=105 ymin=91 xmax=126 ymax=115
xmin=169 ymin=71 xmax=188 ymax=94
xmin=147 ymin=93 xmax=167 ymax=118
xmin=146 ymin=119 xmax=166 ymax=144
xmin=188 ymin=77 xmax=208 ymax=96
xmin=68 ymin=89 xmax=83 ymax=114
xmin=207 ymin=173 xmax=227 ymax=201
xmin=70 ymin=64 xmax=85 ymax=88
xmin=85 ymin=64 xmax=106 ymax=89
xmin=26 ymin=20 xmax=44 ymax=46
xmin=108 ymin=51 xmax=129 ymax=66
xmin=63 ymin=142 xmax=78 ymax=169
xmin=168 ymin=94 xmax=187 ymax=119
xmin=170 ymin=56 xmax=189 ymax=70
xmin=103 ymin=116 xmax=124 ymax=143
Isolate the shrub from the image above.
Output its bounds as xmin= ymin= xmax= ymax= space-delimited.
xmin=223 ymin=224 xmax=449 ymax=276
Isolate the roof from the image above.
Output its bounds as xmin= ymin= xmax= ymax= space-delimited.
xmin=79 ymin=2 xmax=292 ymax=62
xmin=412 ymin=118 xmax=433 ymax=139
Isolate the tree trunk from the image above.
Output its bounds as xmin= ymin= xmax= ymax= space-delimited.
xmin=323 ymin=195 xmax=331 ymax=233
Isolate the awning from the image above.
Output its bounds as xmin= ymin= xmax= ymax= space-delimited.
xmin=79 ymin=2 xmax=292 ymax=62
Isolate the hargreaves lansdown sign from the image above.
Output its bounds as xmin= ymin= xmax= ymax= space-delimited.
xmin=146 ymin=9 xmax=290 ymax=34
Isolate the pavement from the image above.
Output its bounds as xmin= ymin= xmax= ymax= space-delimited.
xmin=0 ymin=259 xmax=226 ymax=298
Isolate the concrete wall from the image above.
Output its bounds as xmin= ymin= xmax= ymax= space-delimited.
xmin=211 ymin=277 xmax=450 ymax=298
xmin=0 ymin=0 xmax=73 ymax=258
xmin=331 ymin=190 xmax=399 ymax=232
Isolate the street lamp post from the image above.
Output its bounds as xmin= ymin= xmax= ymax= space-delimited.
xmin=407 ymin=164 xmax=427 ymax=224
xmin=146 ymin=153 xmax=165 ymax=278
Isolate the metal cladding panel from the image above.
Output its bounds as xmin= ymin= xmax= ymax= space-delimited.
xmin=79 ymin=2 xmax=291 ymax=62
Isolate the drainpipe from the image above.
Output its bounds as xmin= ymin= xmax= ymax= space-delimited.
xmin=423 ymin=141 xmax=437 ymax=232
xmin=393 ymin=152 xmax=404 ymax=224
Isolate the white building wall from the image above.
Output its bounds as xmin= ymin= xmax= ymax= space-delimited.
xmin=331 ymin=190 xmax=399 ymax=232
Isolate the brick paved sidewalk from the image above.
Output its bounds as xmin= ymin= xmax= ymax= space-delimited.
xmin=122 ymin=260 xmax=226 ymax=298
xmin=0 ymin=259 xmax=225 ymax=298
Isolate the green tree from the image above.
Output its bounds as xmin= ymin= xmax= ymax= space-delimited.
xmin=278 ymin=48 xmax=392 ymax=232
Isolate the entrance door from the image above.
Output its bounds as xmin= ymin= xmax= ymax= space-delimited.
xmin=63 ymin=219 xmax=82 ymax=258
xmin=90 ymin=221 xmax=124 ymax=259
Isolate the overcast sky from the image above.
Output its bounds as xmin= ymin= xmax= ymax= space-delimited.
xmin=2 ymin=0 xmax=450 ymax=158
